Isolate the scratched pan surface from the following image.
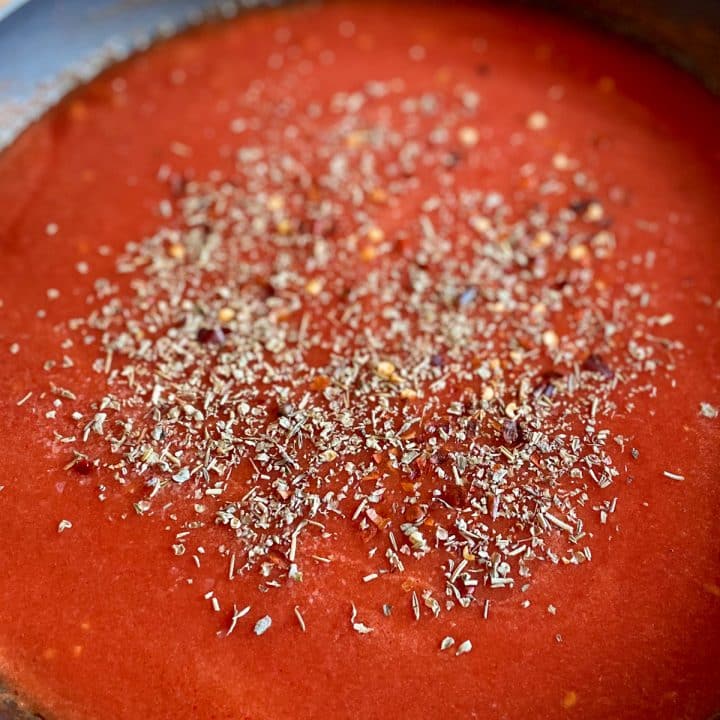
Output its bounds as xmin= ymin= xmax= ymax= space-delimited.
xmin=0 ymin=0 xmax=718 ymax=718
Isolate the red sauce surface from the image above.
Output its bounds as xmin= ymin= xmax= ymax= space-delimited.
xmin=0 ymin=2 xmax=719 ymax=719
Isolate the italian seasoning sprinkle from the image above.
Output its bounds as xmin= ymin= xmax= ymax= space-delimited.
xmin=455 ymin=639 xmax=473 ymax=656
xmin=34 ymin=53 xmax=681 ymax=644
xmin=294 ymin=605 xmax=306 ymax=632
xmin=699 ymin=402 xmax=718 ymax=419
xmin=253 ymin=615 xmax=272 ymax=636
xmin=440 ymin=636 xmax=455 ymax=651
xmin=16 ymin=391 xmax=32 ymax=407
xmin=220 ymin=604 xmax=250 ymax=638
xmin=350 ymin=603 xmax=374 ymax=635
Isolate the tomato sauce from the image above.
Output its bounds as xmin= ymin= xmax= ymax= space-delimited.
xmin=0 ymin=2 xmax=718 ymax=719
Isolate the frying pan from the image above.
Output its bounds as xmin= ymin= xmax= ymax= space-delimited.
xmin=0 ymin=0 xmax=718 ymax=717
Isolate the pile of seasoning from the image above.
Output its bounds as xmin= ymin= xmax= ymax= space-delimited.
xmin=41 ymin=70 xmax=679 ymax=638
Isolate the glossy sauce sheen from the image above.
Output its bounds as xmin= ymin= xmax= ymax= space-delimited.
xmin=0 ymin=2 xmax=719 ymax=719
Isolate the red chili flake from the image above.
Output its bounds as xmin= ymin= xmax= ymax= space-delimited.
xmin=72 ymin=459 xmax=93 ymax=475
xmin=430 ymin=449 xmax=449 ymax=466
xmin=190 ymin=220 xmax=213 ymax=237
xmin=298 ymin=216 xmax=336 ymax=237
xmin=534 ymin=370 xmax=563 ymax=398
xmin=581 ymin=353 xmax=614 ymax=379
xmin=245 ymin=277 xmax=276 ymax=300
xmin=569 ymin=198 xmax=595 ymax=215
xmin=366 ymin=507 xmax=389 ymax=529
xmin=359 ymin=524 xmax=378 ymax=543
xmin=196 ymin=327 xmax=213 ymax=344
xmin=442 ymin=484 xmax=468 ymax=508
xmin=310 ymin=374 xmax=330 ymax=392
xmin=196 ymin=327 xmax=226 ymax=345
xmin=404 ymin=504 xmax=424 ymax=523
xmin=268 ymin=548 xmax=290 ymax=570
xmin=502 ymin=419 xmax=524 ymax=447
xmin=312 ymin=217 xmax=337 ymax=238
xmin=444 ymin=150 xmax=463 ymax=169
